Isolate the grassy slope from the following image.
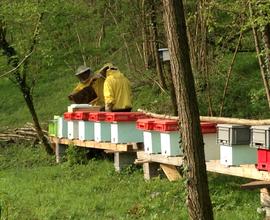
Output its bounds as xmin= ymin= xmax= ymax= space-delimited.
xmin=0 ymin=145 xmax=261 ymax=220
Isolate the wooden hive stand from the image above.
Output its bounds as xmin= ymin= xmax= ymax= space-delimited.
xmin=49 ymin=136 xmax=143 ymax=172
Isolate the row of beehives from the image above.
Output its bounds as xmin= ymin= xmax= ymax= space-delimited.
xmin=48 ymin=112 xmax=270 ymax=171
xmin=48 ymin=111 xmax=217 ymax=158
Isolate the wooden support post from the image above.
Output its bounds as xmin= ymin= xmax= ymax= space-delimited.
xmin=260 ymin=188 xmax=270 ymax=220
xmin=55 ymin=143 xmax=67 ymax=163
xmin=114 ymin=152 xmax=137 ymax=172
xmin=160 ymin=164 xmax=182 ymax=181
xmin=143 ymin=162 xmax=160 ymax=180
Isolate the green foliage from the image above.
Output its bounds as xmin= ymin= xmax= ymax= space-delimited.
xmin=64 ymin=144 xmax=88 ymax=166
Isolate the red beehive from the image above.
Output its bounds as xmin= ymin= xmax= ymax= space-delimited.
xmin=136 ymin=118 xmax=156 ymax=131
xmin=63 ymin=112 xmax=75 ymax=120
xmin=257 ymin=149 xmax=270 ymax=171
xmin=105 ymin=112 xmax=146 ymax=122
xmin=153 ymin=119 xmax=178 ymax=132
xmin=200 ymin=122 xmax=217 ymax=134
xmin=88 ymin=112 xmax=107 ymax=122
xmin=73 ymin=111 xmax=90 ymax=120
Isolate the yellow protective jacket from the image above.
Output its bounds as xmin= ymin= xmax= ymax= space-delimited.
xmin=73 ymin=75 xmax=105 ymax=107
xmin=103 ymin=69 xmax=132 ymax=110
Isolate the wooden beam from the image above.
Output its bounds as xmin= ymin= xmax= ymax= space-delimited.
xmin=160 ymin=164 xmax=182 ymax=181
xmin=138 ymin=108 xmax=270 ymax=126
xmin=49 ymin=137 xmax=139 ymax=152
xmin=241 ymin=181 xmax=270 ymax=190
xmin=136 ymin=151 xmax=183 ymax=166
xmin=206 ymin=160 xmax=270 ymax=181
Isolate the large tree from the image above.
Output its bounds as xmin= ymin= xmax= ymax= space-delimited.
xmin=162 ymin=0 xmax=213 ymax=219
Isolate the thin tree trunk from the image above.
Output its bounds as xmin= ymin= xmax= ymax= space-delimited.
xmin=219 ymin=31 xmax=243 ymax=116
xmin=141 ymin=0 xmax=150 ymax=69
xmin=150 ymin=1 xmax=167 ymax=90
xmin=263 ymin=24 xmax=270 ymax=74
xmin=249 ymin=3 xmax=270 ymax=110
xmin=162 ymin=0 xmax=213 ymax=219
xmin=165 ymin=63 xmax=178 ymax=116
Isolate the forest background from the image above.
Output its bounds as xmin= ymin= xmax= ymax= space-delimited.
xmin=1 ymin=0 xmax=270 ymax=129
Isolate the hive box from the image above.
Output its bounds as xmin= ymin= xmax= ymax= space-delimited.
xmin=257 ymin=149 xmax=270 ymax=171
xmin=57 ymin=117 xmax=68 ymax=138
xmin=201 ymin=122 xmax=219 ymax=161
xmin=137 ymin=118 xmax=161 ymax=154
xmin=251 ymin=126 xmax=270 ymax=149
xmin=106 ymin=112 xmax=145 ymax=144
xmin=89 ymin=112 xmax=110 ymax=142
xmin=154 ymin=120 xmax=182 ymax=156
xmin=64 ymin=112 xmax=79 ymax=140
xmin=220 ymin=144 xmax=257 ymax=166
xmin=217 ymin=124 xmax=250 ymax=145
xmin=73 ymin=111 xmax=94 ymax=141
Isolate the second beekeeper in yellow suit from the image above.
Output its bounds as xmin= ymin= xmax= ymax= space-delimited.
xmin=99 ymin=63 xmax=132 ymax=112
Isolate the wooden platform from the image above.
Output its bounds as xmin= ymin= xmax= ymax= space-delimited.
xmin=136 ymin=151 xmax=270 ymax=181
xmin=49 ymin=137 xmax=143 ymax=152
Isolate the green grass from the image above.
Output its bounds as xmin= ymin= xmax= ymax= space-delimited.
xmin=0 ymin=145 xmax=263 ymax=220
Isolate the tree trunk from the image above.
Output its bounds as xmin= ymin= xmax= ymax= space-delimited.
xmin=165 ymin=62 xmax=178 ymax=116
xmin=249 ymin=3 xmax=270 ymax=110
xmin=162 ymin=0 xmax=213 ymax=219
xmin=263 ymin=24 xmax=270 ymax=73
xmin=22 ymin=87 xmax=53 ymax=154
xmin=0 ymin=18 xmax=53 ymax=154
xmin=149 ymin=1 xmax=167 ymax=90
xmin=141 ymin=0 xmax=150 ymax=69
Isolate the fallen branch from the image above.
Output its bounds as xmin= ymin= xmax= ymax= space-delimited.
xmin=137 ymin=109 xmax=270 ymax=126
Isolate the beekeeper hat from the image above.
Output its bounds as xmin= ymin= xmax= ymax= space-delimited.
xmin=75 ymin=65 xmax=91 ymax=76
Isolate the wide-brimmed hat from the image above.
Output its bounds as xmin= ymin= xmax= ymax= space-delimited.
xmin=75 ymin=65 xmax=91 ymax=76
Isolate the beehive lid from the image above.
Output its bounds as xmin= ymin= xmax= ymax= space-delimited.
xmin=73 ymin=111 xmax=90 ymax=120
xmin=217 ymin=124 xmax=249 ymax=128
xmin=63 ymin=112 xmax=76 ymax=120
xmin=88 ymin=112 xmax=107 ymax=122
xmin=200 ymin=122 xmax=216 ymax=134
xmin=251 ymin=125 xmax=270 ymax=130
xmin=136 ymin=118 xmax=156 ymax=131
xmin=153 ymin=119 xmax=179 ymax=132
xmin=105 ymin=112 xmax=146 ymax=122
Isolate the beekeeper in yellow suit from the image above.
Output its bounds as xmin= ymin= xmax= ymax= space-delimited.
xmin=98 ymin=63 xmax=132 ymax=112
xmin=69 ymin=65 xmax=105 ymax=107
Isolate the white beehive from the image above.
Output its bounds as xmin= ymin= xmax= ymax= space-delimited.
xmin=78 ymin=121 xmax=94 ymax=141
xmin=57 ymin=117 xmax=68 ymax=138
xmin=220 ymin=144 xmax=257 ymax=166
xmin=201 ymin=122 xmax=219 ymax=161
xmin=143 ymin=131 xmax=161 ymax=154
xmin=160 ymin=131 xmax=182 ymax=156
xmin=67 ymin=121 xmax=79 ymax=140
xmin=94 ymin=121 xmax=111 ymax=142
xmin=88 ymin=112 xmax=111 ymax=142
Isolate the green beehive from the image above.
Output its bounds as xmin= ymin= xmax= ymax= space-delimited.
xmin=48 ymin=116 xmax=60 ymax=136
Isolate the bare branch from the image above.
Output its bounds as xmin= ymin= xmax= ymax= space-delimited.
xmin=0 ymin=51 xmax=34 ymax=78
